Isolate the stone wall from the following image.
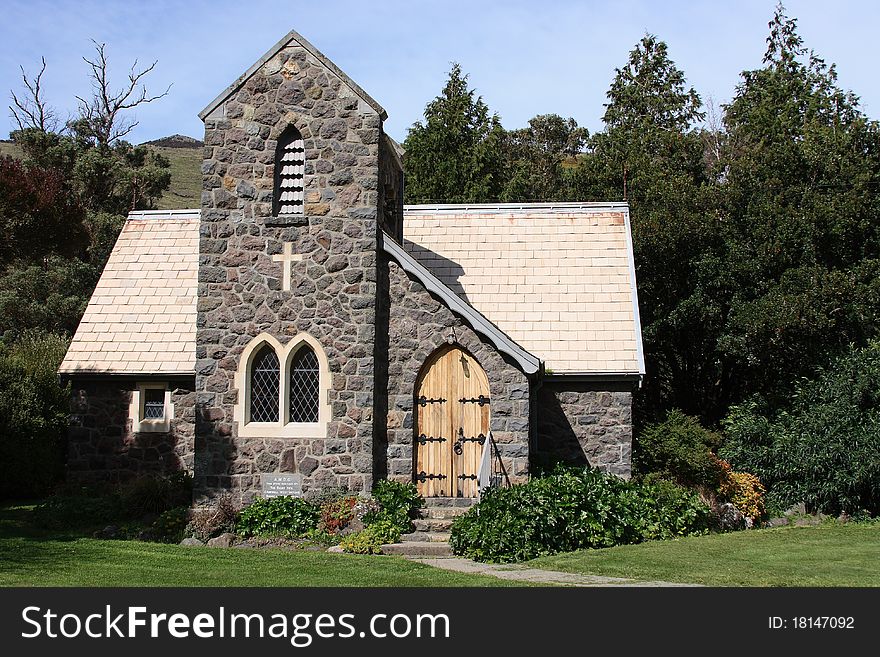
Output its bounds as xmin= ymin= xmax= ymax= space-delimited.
xmin=196 ymin=38 xmax=382 ymax=503
xmin=67 ymin=379 xmax=195 ymax=484
xmin=535 ymin=382 xmax=633 ymax=477
xmin=378 ymin=254 xmax=531 ymax=488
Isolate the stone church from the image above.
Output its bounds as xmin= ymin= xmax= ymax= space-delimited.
xmin=59 ymin=29 xmax=645 ymax=504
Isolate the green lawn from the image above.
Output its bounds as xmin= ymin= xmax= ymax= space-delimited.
xmin=0 ymin=505 xmax=516 ymax=587
xmin=530 ymin=523 xmax=880 ymax=586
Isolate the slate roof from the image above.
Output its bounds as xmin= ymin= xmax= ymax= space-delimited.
xmin=58 ymin=210 xmax=199 ymax=376
xmin=403 ymin=203 xmax=645 ymax=376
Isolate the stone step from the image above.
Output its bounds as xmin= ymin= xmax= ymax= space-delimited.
xmin=381 ymin=541 xmax=453 ymax=557
xmin=423 ymin=496 xmax=476 ymax=508
xmin=401 ymin=531 xmax=452 ymax=543
xmin=413 ymin=518 xmax=454 ymax=532
xmin=417 ymin=506 xmax=470 ymax=520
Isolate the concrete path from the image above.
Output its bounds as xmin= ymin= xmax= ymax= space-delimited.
xmin=409 ymin=557 xmax=700 ymax=587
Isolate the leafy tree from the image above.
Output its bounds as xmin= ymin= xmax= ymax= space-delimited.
xmin=2 ymin=42 xmax=172 ymax=339
xmin=708 ymin=3 xmax=880 ymax=411
xmin=0 ymin=156 xmax=87 ymax=265
xmin=500 ymin=113 xmax=587 ymax=201
xmin=722 ymin=341 xmax=880 ymax=515
xmin=0 ymin=332 xmax=71 ymax=498
xmin=572 ymin=34 xmax=717 ymax=425
xmin=403 ymin=63 xmax=506 ymax=203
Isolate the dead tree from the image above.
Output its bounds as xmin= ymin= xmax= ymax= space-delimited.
xmin=75 ymin=40 xmax=171 ymax=147
xmin=9 ymin=57 xmax=57 ymax=132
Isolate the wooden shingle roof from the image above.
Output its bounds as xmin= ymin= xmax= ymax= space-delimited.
xmin=59 ymin=210 xmax=198 ymax=376
xmin=403 ymin=203 xmax=645 ymax=377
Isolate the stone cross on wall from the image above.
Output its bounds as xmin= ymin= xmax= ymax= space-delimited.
xmin=272 ymin=243 xmax=302 ymax=292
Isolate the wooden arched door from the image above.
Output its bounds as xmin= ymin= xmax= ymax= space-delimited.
xmin=414 ymin=345 xmax=490 ymax=498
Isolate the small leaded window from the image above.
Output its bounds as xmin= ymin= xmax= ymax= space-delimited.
xmin=274 ymin=127 xmax=305 ymax=215
xmin=289 ymin=346 xmax=320 ymax=423
xmin=250 ymin=345 xmax=280 ymax=423
xmin=143 ymin=388 xmax=165 ymax=420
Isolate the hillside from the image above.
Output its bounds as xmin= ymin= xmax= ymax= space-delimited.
xmin=0 ymin=138 xmax=202 ymax=211
xmin=150 ymin=145 xmax=201 ymax=210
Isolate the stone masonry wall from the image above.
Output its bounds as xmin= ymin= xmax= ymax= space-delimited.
xmin=196 ymin=38 xmax=381 ymax=503
xmin=378 ymin=254 xmax=531 ymax=487
xmin=535 ymin=382 xmax=632 ymax=477
xmin=67 ymin=379 xmax=195 ymax=484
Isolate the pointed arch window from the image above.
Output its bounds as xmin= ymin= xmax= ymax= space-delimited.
xmin=289 ymin=346 xmax=320 ymax=423
xmin=235 ymin=333 xmax=332 ymax=438
xmin=249 ymin=345 xmax=280 ymax=423
xmin=274 ymin=126 xmax=305 ymax=215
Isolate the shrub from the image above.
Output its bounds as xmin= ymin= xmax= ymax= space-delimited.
xmin=185 ymin=493 xmax=239 ymax=542
xmin=637 ymin=475 xmax=716 ymax=540
xmin=339 ymin=519 xmax=401 ymax=555
xmin=120 ymin=472 xmax=192 ymax=517
xmin=304 ymin=486 xmax=353 ymax=506
xmin=318 ymin=496 xmax=358 ymax=533
xmin=365 ymin=480 xmax=424 ymax=534
xmin=32 ymin=494 xmax=124 ymax=529
xmin=716 ymin=460 xmax=767 ymax=524
xmin=0 ymin=332 xmax=70 ymax=499
xmin=339 ymin=530 xmax=384 ymax=555
xmin=449 ymin=466 xmax=712 ymax=563
xmin=722 ymin=341 xmax=880 ymax=515
xmin=152 ymin=507 xmax=188 ymax=543
xmin=236 ymin=496 xmax=320 ymax=538
xmin=634 ymin=409 xmax=725 ymax=490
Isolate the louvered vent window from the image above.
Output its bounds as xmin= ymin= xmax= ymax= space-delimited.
xmin=250 ymin=345 xmax=280 ymax=423
xmin=289 ymin=346 xmax=320 ymax=423
xmin=275 ymin=127 xmax=305 ymax=215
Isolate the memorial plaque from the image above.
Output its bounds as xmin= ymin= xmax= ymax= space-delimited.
xmin=260 ymin=473 xmax=303 ymax=498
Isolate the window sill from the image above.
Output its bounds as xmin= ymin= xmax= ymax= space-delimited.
xmin=134 ymin=419 xmax=171 ymax=434
xmin=263 ymin=214 xmax=308 ymax=227
xmin=237 ymin=421 xmax=328 ymax=439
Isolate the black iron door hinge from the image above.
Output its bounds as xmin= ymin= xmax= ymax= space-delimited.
xmin=458 ymin=395 xmax=490 ymax=406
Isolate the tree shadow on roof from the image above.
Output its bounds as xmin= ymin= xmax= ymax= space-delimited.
xmin=402 ymin=240 xmax=473 ymax=305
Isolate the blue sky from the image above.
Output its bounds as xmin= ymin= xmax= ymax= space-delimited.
xmin=1 ymin=1 xmax=877 ymax=144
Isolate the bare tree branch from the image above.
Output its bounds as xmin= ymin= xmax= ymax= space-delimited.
xmin=75 ymin=40 xmax=171 ymax=147
xmin=8 ymin=57 xmax=58 ymax=132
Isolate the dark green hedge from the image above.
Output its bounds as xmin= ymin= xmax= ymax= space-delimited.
xmin=0 ymin=333 xmax=70 ymax=499
xmin=722 ymin=341 xmax=880 ymax=515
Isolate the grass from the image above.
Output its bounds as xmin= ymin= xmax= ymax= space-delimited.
xmin=149 ymin=145 xmax=201 ymax=210
xmin=0 ymin=140 xmax=23 ymax=159
xmin=0 ymin=504 xmax=518 ymax=587
xmin=529 ymin=522 xmax=880 ymax=586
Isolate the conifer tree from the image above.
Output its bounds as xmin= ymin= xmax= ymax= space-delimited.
xmin=403 ymin=64 xmax=505 ymax=203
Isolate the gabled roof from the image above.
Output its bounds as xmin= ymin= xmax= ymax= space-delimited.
xmin=403 ymin=203 xmax=645 ymax=377
xmin=383 ymin=234 xmax=541 ymax=375
xmin=59 ymin=210 xmax=198 ymax=376
xmin=199 ymin=28 xmax=387 ymax=121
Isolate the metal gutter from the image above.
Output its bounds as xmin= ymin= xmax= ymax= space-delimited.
xmin=404 ymin=201 xmax=630 ymax=215
xmin=542 ymin=372 xmax=643 ymax=383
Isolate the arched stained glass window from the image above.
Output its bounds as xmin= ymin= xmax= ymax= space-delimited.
xmin=289 ymin=346 xmax=320 ymax=423
xmin=250 ymin=345 xmax=280 ymax=423
xmin=274 ymin=126 xmax=305 ymax=215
